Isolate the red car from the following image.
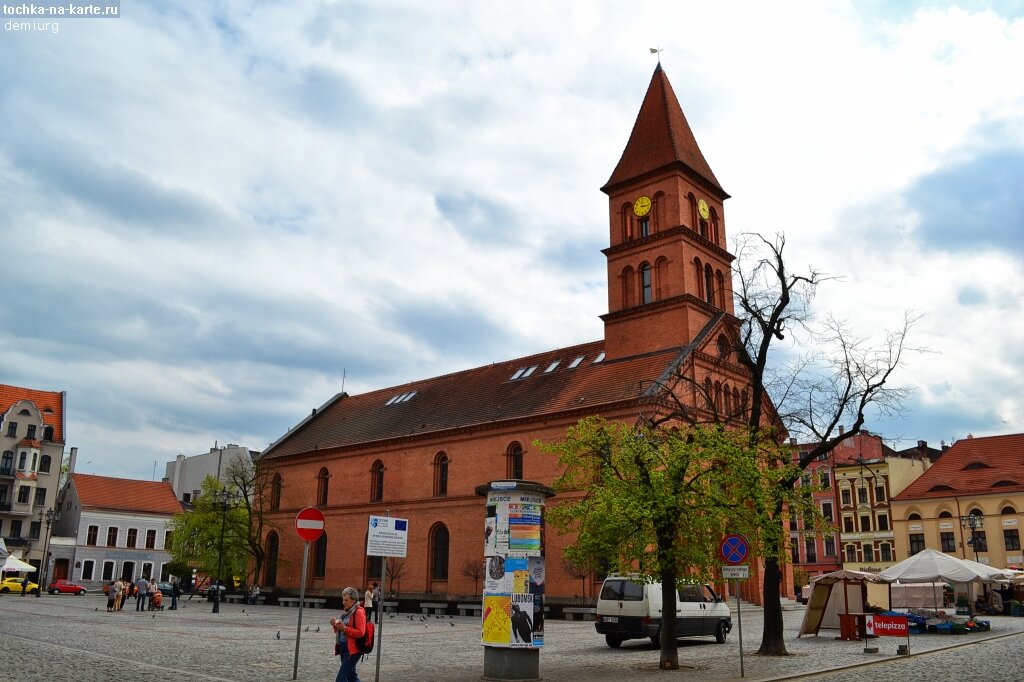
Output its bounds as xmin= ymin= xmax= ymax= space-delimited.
xmin=47 ymin=579 xmax=87 ymax=595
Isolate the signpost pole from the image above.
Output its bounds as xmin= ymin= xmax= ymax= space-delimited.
xmin=735 ymin=579 xmax=744 ymax=678
xmin=292 ymin=540 xmax=309 ymax=681
xmin=373 ymin=510 xmax=389 ymax=682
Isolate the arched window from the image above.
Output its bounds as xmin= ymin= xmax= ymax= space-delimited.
xmin=655 ymin=257 xmax=669 ymax=299
xmin=693 ymin=257 xmax=704 ymax=299
xmin=621 ymin=203 xmax=633 ymax=242
xmin=270 ymin=474 xmax=282 ymax=511
xmin=430 ymin=524 xmax=450 ymax=581
xmin=1002 ymin=506 xmax=1017 ymax=515
xmin=640 ymin=263 xmax=652 ymax=304
xmin=434 ymin=452 xmax=449 ymax=497
xmin=313 ymin=532 xmax=328 ymax=578
xmin=264 ymin=532 xmax=279 ymax=587
xmin=507 ymin=443 xmax=524 ymax=479
xmin=938 ymin=510 xmax=953 ymax=518
xmin=704 ymin=264 xmax=715 ymax=306
xmin=908 ymin=513 xmax=922 ymax=520
xmin=714 ymin=381 xmax=723 ymax=413
xmin=732 ymin=387 xmax=740 ymax=415
xmin=18 ymin=451 xmax=27 ymax=469
xmin=39 ymin=455 xmax=51 ymax=473
xmin=723 ymin=384 xmax=732 ymax=416
xmin=316 ymin=467 xmax=329 ymax=507
xmin=621 ymin=266 xmax=635 ymax=307
xmin=371 ymin=461 xmax=385 ymax=502
xmin=703 ymin=377 xmax=714 ymax=412
xmin=710 ymin=210 xmax=720 ymax=245
xmin=716 ymin=270 xmax=726 ymax=307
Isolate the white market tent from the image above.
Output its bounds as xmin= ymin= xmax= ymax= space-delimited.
xmin=877 ymin=548 xmax=1011 ymax=584
xmin=1 ymin=556 xmax=37 ymax=573
xmin=797 ymin=570 xmax=886 ymax=637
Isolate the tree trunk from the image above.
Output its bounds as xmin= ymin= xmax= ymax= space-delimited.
xmin=756 ymin=558 xmax=788 ymax=655
xmin=658 ymin=543 xmax=679 ymax=669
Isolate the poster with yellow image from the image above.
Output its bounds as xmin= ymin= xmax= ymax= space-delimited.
xmin=481 ymin=595 xmax=512 ymax=646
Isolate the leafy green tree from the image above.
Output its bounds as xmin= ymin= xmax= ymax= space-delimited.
xmin=540 ymin=417 xmax=820 ymax=670
xmin=223 ymin=455 xmax=279 ymax=586
xmin=167 ymin=476 xmax=249 ymax=589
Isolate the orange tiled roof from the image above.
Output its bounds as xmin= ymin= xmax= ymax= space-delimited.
xmin=0 ymin=383 xmax=65 ymax=443
xmin=71 ymin=473 xmax=183 ymax=515
xmin=603 ymin=64 xmax=727 ymax=197
xmin=893 ymin=433 xmax=1024 ymax=500
xmin=263 ymin=336 xmax=711 ymax=460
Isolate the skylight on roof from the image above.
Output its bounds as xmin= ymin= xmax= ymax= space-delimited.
xmin=544 ymin=361 xmax=560 ymax=373
xmin=568 ymin=355 xmax=585 ymax=369
xmin=521 ymin=365 xmax=538 ymax=378
xmin=593 ymin=352 xmax=606 ymax=363
xmin=510 ymin=368 xmax=526 ymax=380
xmin=386 ymin=391 xmax=417 ymax=405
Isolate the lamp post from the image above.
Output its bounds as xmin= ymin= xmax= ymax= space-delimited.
xmin=36 ymin=508 xmax=60 ymax=599
xmin=212 ymin=490 xmax=234 ymax=614
xmin=960 ymin=511 xmax=985 ymax=563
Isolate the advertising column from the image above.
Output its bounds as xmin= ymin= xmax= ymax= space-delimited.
xmin=475 ymin=480 xmax=554 ymax=682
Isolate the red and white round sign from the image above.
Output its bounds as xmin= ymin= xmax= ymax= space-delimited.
xmin=295 ymin=507 xmax=325 ymax=542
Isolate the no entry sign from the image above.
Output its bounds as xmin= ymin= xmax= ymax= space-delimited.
xmin=295 ymin=507 xmax=325 ymax=542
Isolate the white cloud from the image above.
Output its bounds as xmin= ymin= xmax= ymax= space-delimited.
xmin=1 ymin=1 xmax=1021 ymax=476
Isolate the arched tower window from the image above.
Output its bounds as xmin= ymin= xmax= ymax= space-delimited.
xmin=270 ymin=474 xmax=282 ymax=511
xmin=693 ymin=257 xmax=704 ymax=299
xmin=655 ymin=257 xmax=669 ymax=299
xmin=710 ymin=208 xmax=721 ymax=245
xmin=430 ymin=524 xmax=450 ymax=580
xmin=621 ymin=266 xmax=635 ymax=307
xmin=264 ymin=532 xmax=279 ymax=587
xmin=621 ymin=203 xmax=633 ymax=242
xmin=316 ymin=467 xmax=329 ymax=507
xmin=434 ymin=452 xmax=449 ymax=497
xmin=723 ymin=384 xmax=732 ymax=415
xmin=716 ymin=270 xmax=726 ymax=308
xmin=313 ymin=532 xmax=328 ymax=578
xmin=507 ymin=443 xmax=524 ymax=479
xmin=704 ymin=264 xmax=715 ymax=306
xmin=703 ymin=377 xmax=714 ymax=412
xmin=640 ymin=263 xmax=652 ymax=304
xmin=371 ymin=461 xmax=385 ymax=502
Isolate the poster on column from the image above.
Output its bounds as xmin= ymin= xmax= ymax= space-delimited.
xmin=508 ymin=594 xmax=535 ymax=648
xmin=481 ymin=595 xmax=512 ymax=645
xmin=532 ymin=595 xmax=545 ymax=646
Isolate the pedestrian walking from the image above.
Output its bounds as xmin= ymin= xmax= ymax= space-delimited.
xmin=331 ymin=586 xmax=367 ymax=682
xmin=136 ymin=576 xmax=150 ymax=611
xmin=20 ymin=576 xmax=28 ymax=596
xmin=169 ymin=577 xmax=180 ymax=610
xmin=371 ymin=583 xmax=381 ymax=623
xmin=364 ymin=586 xmax=374 ymax=624
xmin=114 ymin=579 xmax=124 ymax=611
xmin=106 ymin=581 xmax=116 ymax=612
xmin=147 ymin=579 xmax=157 ymax=610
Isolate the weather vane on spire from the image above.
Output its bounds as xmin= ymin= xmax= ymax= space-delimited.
xmin=649 ymin=47 xmax=663 ymax=64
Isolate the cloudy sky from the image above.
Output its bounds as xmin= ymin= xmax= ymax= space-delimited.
xmin=1 ymin=1 xmax=1021 ymax=480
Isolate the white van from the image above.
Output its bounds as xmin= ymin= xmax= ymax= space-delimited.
xmin=595 ymin=575 xmax=732 ymax=648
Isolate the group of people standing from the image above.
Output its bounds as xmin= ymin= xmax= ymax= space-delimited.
xmin=103 ymin=576 xmax=180 ymax=612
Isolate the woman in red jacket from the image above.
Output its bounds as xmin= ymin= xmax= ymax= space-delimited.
xmin=331 ymin=586 xmax=367 ymax=682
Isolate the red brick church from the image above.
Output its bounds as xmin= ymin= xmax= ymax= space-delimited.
xmin=260 ymin=65 xmax=786 ymax=605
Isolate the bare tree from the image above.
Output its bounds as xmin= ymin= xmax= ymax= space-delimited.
xmin=385 ymin=558 xmax=405 ymax=596
xmin=733 ymin=233 xmax=917 ymax=655
xmin=225 ymin=454 xmax=280 ymax=587
xmin=561 ymin=557 xmax=590 ymax=601
xmin=460 ymin=558 xmax=485 ymax=595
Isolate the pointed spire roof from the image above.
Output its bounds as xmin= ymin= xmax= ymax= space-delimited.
xmin=603 ymin=65 xmax=727 ymax=198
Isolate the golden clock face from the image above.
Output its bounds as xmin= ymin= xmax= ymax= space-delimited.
xmin=697 ymin=199 xmax=710 ymax=220
xmin=633 ymin=196 xmax=652 ymax=217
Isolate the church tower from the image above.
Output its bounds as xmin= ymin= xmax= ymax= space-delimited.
xmin=601 ymin=65 xmax=734 ymax=361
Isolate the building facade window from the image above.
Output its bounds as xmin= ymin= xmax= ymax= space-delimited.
xmin=29 ymin=521 xmax=41 ymax=539
xmin=909 ymin=533 xmax=925 ymax=554
xmin=264 ymin=532 xmax=279 ymax=587
xmin=507 ymin=443 xmax=524 ymax=480
xmin=106 ymin=527 xmax=118 ymax=547
xmin=819 ymin=471 xmax=831 ymax=489
xmin=371 ymin=461 xmax=385 ymax=502
xmin=146 ymin=529 xmax=156 ymax=549
xmin=805 ymin=539 xmax=817 ymax=563
xmin=880 ymin=544 xmax=892 ymax=562
xmin=39 ymin=455 xmax=51 ymax=473
xmin=874 ymin=483 xmax=886 ymax=501
xmin=940 ymin=532 xmax=956 ymax=552
xmin=434 ymin=453 xmax=449 ymax=497
xmin=17 ymin=486 xmax=30 ymax=504
xmin=316 ymin=467 xmax=330 ymax=507
xmin=1004 ymin=529 xmax=1021 ymax=552
xmin=824 ymin=537 xmax=836 ymax=556
xmin=843 ymin=516 xmax=854 ymax=533
xmin=81 ymin=560 xmax=95 ymax=581
xmin=86 ymin=525 xmax=98 ymax=546
xmin=101 ymin=561 xmax=115 ymax=581
xmin=430 ymin=524 xmax=450 ymax=581
xmin=6 ymin=422 xmax=16 ymax=437
xmin=863 ymin=544 xmax=874 ymax=562
xmin=857 ymin=486 xmax=869 ymax=504
xmin=270 ymin=474 xmax=282 ymax=511
xmin=845 ymin=545 xmax=857 ymax=563
xmin=1 ymin=451 xmax=11 ymax=474
xmin=822 ymin=502 xmax=833 ymax=522
xmin=859 ymin=514 xmax=871 ymax=532
xmin=10 ymin=520 xmax=21 ymax=538
xmin=34 ymin=487 xmax=46 ymax=506
xmin=640 ymin=263 xmax=652 ymax=304
xmin=126 ymin=528 xmax=137 ymax=548
xmin=313 ymin=533 xmax=328 ymax=578
xmin=877 ymin=514 xmax=889 ymax=531
xmin=841 ymin=489 xmax=851 ymax=506
xmin=164 ymin=531 xmax=173 ymax=550
xmin=972 ymin=531 xmax=988 ymax=552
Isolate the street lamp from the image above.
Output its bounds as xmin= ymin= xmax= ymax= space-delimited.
xmin=960 ymin=511 xmax=985 ymax=563
xmin=36 ymin=508 xmax=60 ymax=599
xmin=212 ymin=490 xmax=235 ymax=614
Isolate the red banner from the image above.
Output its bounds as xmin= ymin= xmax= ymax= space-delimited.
xmin=866 ymin=614 xmax=908 ymax=637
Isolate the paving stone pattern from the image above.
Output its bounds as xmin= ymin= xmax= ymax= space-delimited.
xmin=1 ymin=595 xmax=1023 ymax=681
